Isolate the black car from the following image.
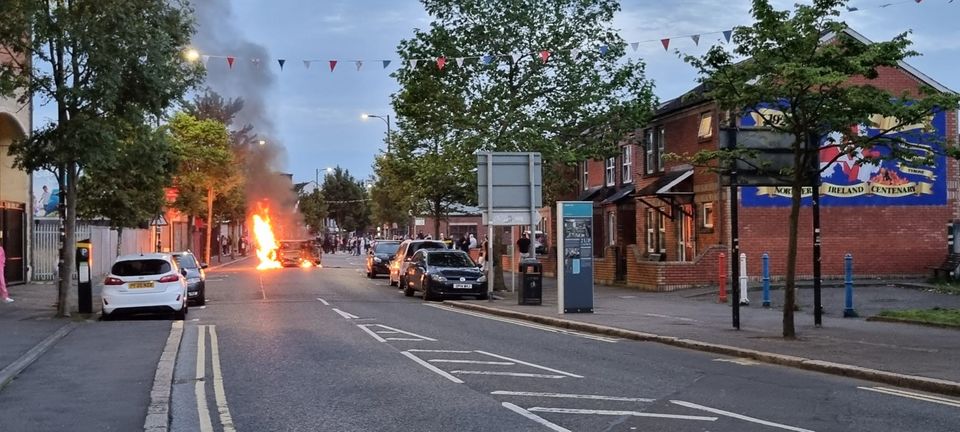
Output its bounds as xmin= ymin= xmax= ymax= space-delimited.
xmin=366 ymin=240 xmax=401 ymax=278
xmin=171 ymin=251 xmax=208 ymax=306
xmin=403 ymin=249 xmax=487 ymax=301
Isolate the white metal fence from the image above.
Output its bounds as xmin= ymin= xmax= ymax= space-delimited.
xmin=31 ymin=220 xmax=152 ymax=281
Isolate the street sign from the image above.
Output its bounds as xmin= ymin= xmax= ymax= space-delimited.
xmin=414 ymin=218 xmax=425 ymax=226
xmin=718 ymin=127 xmax=813 ymax=186
xmin=151 ymin=215 xmax=168 ymax=227
xmin=476 ymin=152 xmax=543 ymax=223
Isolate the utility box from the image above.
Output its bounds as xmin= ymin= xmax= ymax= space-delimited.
xmin=76 ymin=239 xmax=92 ymax=314
xmin=518 ymin=260 xmax=542 ymax=305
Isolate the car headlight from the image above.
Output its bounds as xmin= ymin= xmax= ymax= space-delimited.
xmin=477 ymin=275 xmax=487 ymax=283
xmin=430 ymin=274 xmax=447 ymax=282
xmin=374 ymin=257 xmax=382 ymax=263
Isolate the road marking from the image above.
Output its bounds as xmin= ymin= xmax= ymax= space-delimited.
xmin=374 ymin=331 xmax=401 ymax=334
xmin=528 ymin=407 xmax=717 ymax=421
xmin=502 ymin=402 xmax=572 ymax=432
xmin=195 ymin=326 xmax=214 ymax=432
xmin=491 ymin=391 xmax=655 ymax=402
xmin=430 ymin=359 xmax=515 ymax=365
xmin=376 ymin=324 xmax=437 ymax=341
xmin=332 ymin=308 xmax=360 ymax=319
xmin=452 ymin=370 xmax=567 ymax=379
xmin=713 ymin=357 xmax=761 ymax=366
xmin=858 ymin=386 xmax=960 ymax=409
xmin=644 ymin=313 xmax=698 ymax=322
xmin=208 ymin=326 xmax=235 ymax=432
xmin=425 ymin=304 xmax=618 ymax=343
xmin=316 ymin=298 xmax=330 ymax=305
xmin=475 ymin=350 xmax=583 ymax=378
xmin=357 ymin=325 xmax=388 ymax=342
xmin=407 ymin=349 xmax=472 ymax=353
xmin=670 ymin=400 xmax=815 ymax=432
xmin=258 ymin=275 xmax=266 ymax=300
xmin=401 ymin=351 xmax=464 ymax=384
xmin=384 ymin=337 xmax=429 ymax=341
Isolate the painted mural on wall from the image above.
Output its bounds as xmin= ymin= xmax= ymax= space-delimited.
xmin=741 ymin=109 xmax=948 ymax=207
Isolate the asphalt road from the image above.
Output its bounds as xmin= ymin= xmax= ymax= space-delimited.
xmin=166 ymin=252 xmax=959 ymax=432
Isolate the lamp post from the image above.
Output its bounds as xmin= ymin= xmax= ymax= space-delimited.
xmin=361 ymin=113 xmax=392 ymax=151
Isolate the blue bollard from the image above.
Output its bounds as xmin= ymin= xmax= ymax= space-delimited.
xmin=762 ymin=253 xmax=771 ymax=307
xmin=843 ymin=253 xmax=858 ymax=318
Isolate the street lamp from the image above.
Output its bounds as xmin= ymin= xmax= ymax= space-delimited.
xmin=184 ymin=48 xmax=200 ymax=62
xmin=315 ymin=167 xmax=334 ymax=185
xmin=258 ymin=139 xmax=266 ymax=146
xmin=361 ymin=113 xmax=392 ymax=151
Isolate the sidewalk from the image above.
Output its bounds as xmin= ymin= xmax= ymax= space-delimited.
xmin=447 ymin=274 xmax=960 ymax=395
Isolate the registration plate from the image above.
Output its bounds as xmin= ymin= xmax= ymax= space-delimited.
xmin=129 ymin=281 xmax=154 ymax=289
xmin=453 ymin=283 xmax=472 ymax=289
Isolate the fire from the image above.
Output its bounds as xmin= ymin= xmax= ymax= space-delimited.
xmin=299 ymin=259 xmax=314 ymax=268
xmin=252 ymin=209 xmax=282 ymax=270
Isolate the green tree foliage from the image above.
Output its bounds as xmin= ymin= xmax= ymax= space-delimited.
xmin=0 ymin=0 xmax=200 ymax=316
xmin=323 ymin=167 xmax=370 ymax=234
xmin=370 ymin=151 xmax=416 ymax=233
xmin=683 ymin=0 xmax=960 ymax=338
xmin=296 ymin=187 xmax=328 ymax=236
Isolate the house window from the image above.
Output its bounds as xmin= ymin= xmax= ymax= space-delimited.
xmin=658 ymin=211 xmax=666 ymax=252
xmin=607 ymin=211 xmax=616 ymax=246
xmin=605 ymin=157 xmax=616 ymax=186
xmin=581 ymin=161 xmax=589 ymax=190
xmin=645 ymin=209 xmax=655 ymax=253
xmin=645 ymin=129 xmax=655 ymax=174
xmin=657 ymin=128 xmax=665 ymax=172
xmin=698 ymin=112 xmax=713 ymax=139
xmin=621 ymin=145 xmax=633 ymax=183
xmin=702 ymin=202 xmax=715 ymax=229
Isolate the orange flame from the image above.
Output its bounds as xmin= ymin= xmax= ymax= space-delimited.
xmin=252 ymin=209 xmax=282 ymax=270
xmin=299 ymin=259 xmax=314 ymax=268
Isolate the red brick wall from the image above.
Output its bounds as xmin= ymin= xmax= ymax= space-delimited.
xmin=623 ymin=245 xmax=727 ymax=291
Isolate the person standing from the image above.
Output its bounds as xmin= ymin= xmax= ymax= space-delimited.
xmin=517 ymin=233 xmax=531 ymax=259
xmin=0 ymin=245 xmax=12 ymax=303
xmin=468 ymin=233 xmax=478 ymax=249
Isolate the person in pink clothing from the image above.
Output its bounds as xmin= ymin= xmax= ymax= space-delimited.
xmin=0 ymin=246 xmax=11 ymax=303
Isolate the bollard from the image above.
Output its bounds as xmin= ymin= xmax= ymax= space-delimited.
xmin=762 ymin=253 xmax=771 ymax=307
xmin=718 ymin=252 xmax=727 ymax=303
xmin=843 ymin=253 xmax=858 ymax=318
xmin=739 ymin=253 xmax=750 ymax=305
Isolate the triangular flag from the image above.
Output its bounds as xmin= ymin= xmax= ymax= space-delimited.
xmin=303 ymin=60 xmax=311 ymax=69
xmin=691 ymin=35 xmax=700 ymax=46
xmin=511 ymin=53 xmax=522 ymax=63
xmin=599 ymin=45 xmax=609 ymax=55
xmin=409 ymin=59 xmax=419 ymax=68
xmin=481 ymin=54 xmax=493 ymax=65
xmin=723 ymin=30 xmax=732 ymax=43
xmin=251 ymin=58 xmax=261 ymax=68
xmin=539 ymin=50 xmax=550 ymax=63
xmin=382 ymin=60 xmax=391 ymax=69
xmin=845 ymin=5 xmax=859 ymax=11
xmin=455 ymin=57 xmax=465 ymax=67
xmin=570 ymin=48 xmax=581 ymax=60
xmin=437 ymin=56 xmax=446 ymax=70
xmin=661 ymin=38 xmax=670 ymax=51
xmin=355 ymin=60 xmax=363 ymax=71
xmin=226 ymin=56 xmax=235 ymax=68
xmin=329 ymin=60 xmax=338 ymax=72
xmin=278 ymin=59 xmax=286 ymax=70
xmin=200 ymin=55 xmax=210 ymax=65
xmin=630 ymin=42 xmax=639 ymax=51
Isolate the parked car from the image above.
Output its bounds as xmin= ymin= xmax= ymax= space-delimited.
xmin=277 ymin=239 xmax=322 ymax=267
xmin=403 ymin=249 xmax=487 ymax=301
xmin=366 ymin=240 xmax=401 ymax=278
xmin=101 ymin=253 xmax=188 ymax=320
xmin=171 ymin=251 xmax=208 ymax=306
xmin=388 ymin=239 xmax=448 ymax=287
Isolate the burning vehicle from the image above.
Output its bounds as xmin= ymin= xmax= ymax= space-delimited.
xmin=277 ymin=240 xmax=322 ymax=268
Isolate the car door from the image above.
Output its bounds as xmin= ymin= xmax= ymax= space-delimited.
xmin=410 ymin=252 xmax=426 ymax=291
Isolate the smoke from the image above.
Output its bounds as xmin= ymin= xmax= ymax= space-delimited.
xmin=191 ymin=0 xmax=302 ymax=235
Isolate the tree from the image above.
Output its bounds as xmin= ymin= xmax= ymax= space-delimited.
xmin=391 ymin=0 xmax=656 ymax=289
xmin=323 ymin=167 xmax=370 ymax=234
xmin=370 ymin=151 xmax=417 ymax=236
xmin=169 ymin=113 xmax=235 ymax=265
xmin=0 ymin=0 xmax=200 ymax=316
xmin=296 ymin=187 xmax=328 ymax=236
xmin=684 ymin=0 xmax=960 ymax=337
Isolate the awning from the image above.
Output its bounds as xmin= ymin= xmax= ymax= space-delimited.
xmin=636 ymin=169 xmax=695 ymax=219
xmin=601 ymin=184 xmax=635 ymax=205
xmin=578 ymin=186 xmax=616 ymax=202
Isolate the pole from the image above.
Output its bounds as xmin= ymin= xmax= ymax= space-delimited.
xmin=762 ymin=252 xmax=771 ymax=307
xmin=486 ymin=153 xmax=494 ymax=302
xmin=528 ymin=153 xmax=537 ymax=263
xmin=718 ymin=252 xmax=727 ymax=303
xmin=811 ymin=133 xmax=823 ymax=326
xmin=727 ymin=126 xmax=741 ymax=330
xmin=843 ymin=253 xmax=858 ymax=317
xmin=739 ymin=253 xmax=749 ymax=305
xmin=386 ymin=115 xmax=392 ymax=152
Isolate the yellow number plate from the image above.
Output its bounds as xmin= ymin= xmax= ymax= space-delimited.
xmin=129 ymin=281 xmax=154 ymax=289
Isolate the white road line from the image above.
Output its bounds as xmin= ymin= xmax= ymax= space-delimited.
xmin=644 ymin=313 xmax=698 ymax=322
xmin=475 ymin=350 xmax=583 ymax=378
xmin=858 ymin=387 xmax=960 ymax=409
xmin=208 ymin=326 xmax=235 ymax=432
xmin=195 ymin=326 xmax=214 ymax=432
xmin=384 ymin=337 xmax=429 ymax=341
xmin=426 ymin=304 xmax=618 ymax=343
xmin=400 ymin=351 xmax=464 ymax=384
xmin=356 ymin=325 xmax=387 ymax=342
xmin=374 ymin=331 xmax=401 ymax=334
xmin=375 ymin=324 xmax=437 ymax=341
xmin=332 ymin=308 xmax=359 ymax=319
xmin=316 ymin=298 xmax=330 ymax=305
xmin=430 ymin=359 xmax=515 ymax=365
xmin=713 ymin=358 xmax=761 ymax=366
xmin=407 ymin=349 xmax=472 ymax=353
xmin=452 ymin=370 xmax=567 ymax=379
xmin=670 ymin=400 xmax=815 ymax=432
xmin=491 ymin=391 xmax=655 ymax=402
xmin=528 ymin=407 xmax=717 ymax=421
xmin=502 ymin=402 xmax=572 ymax=432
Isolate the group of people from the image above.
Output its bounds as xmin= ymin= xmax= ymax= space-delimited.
xmin=218 ymin=234 xmax=250 ymax=257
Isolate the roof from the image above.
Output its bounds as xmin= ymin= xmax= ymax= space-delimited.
xmin=601 ymin=184 xmax=635 ymax=205
xmin=636 ymin=169 xmax=694 ymax=196
xmin=116 ymin=253 xmax=170 ymax=261
xmin=578 ymin=186 xmax=615 ymax=202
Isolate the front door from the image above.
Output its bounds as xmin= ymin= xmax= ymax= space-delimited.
xmin=678 ymin=205 xmax=695 ymax=262
xmin=2 ymin=205 xmax=26 ymax=284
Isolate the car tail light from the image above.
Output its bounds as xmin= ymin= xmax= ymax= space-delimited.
xmin=105 ymin=277 xmax=124 ymax=285
xmin=158 ymin=275 xmax=180 ymax=283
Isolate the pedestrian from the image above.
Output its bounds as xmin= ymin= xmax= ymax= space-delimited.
xmin=468 ymin=233 xmax=478 ymax=249
xmin=220 ymin=235 xmax=229 ymax=256
xmin=458 ymin=235 xmax=469 ymax=252
xmin=0 ymin=245 xmax=12 ymax=303
xmin=517 ymin=233 xmax=531 ymax=258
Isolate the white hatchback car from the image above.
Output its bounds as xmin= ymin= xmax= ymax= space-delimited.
xmin=102 ymin=253 xmax=189 ymax=320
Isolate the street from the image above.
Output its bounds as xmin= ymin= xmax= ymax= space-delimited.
xmin=157 ymin=253 xmax=957 ymax=432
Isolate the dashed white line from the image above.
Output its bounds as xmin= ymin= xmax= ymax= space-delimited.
xmin=400 ymin=351 xmax=464 ymax=384
xmin=670 ymin=400 xmax=815 ymax=431
xmin=195 ymin=326 xmax=213 ymax=432
xmin=452 ymin=370 xmax=566 ymax=379
xmin=528 ymin=407 xmax=717 ymax=421
xmin=491 ymin=391 xmax=655 ymax=402
xmin=426 ymin=304 xmax=618 ymax=343
xmin=332 ymin=308 xmax=359 ymax=319
xmin=356 ymin=324 xmax=387 ymax=342
xmin=430 ymin=359 xmax=515 ymax=365
xmin=502 ymin=402 xmax=572 ymax=432
xmin=858 ymin=387 xmax=960 ymax=409
xmin=316 ymin=298 xmax=330 ymax=305
xmin=208 ymin=326 xmax=235 ymax=432
xmin=476 ymin=350 xmax=583 ymax=378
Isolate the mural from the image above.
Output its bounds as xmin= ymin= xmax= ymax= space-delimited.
xmin=32 ymin=171 xmax=60 ymax=218
xmin=741 ymin=110 xmax=947 ymax=207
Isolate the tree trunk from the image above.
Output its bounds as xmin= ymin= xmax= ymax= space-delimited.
xmin=204 ymin=187 xmax=214 ymax=265
xmin=116 ymin=226 xmax=123 ymax=258
xmin=493 ymin=228 xmax=506 ymax=291
xmin=783 ymin=153 xmax=805 ymax=338
xmin=432 ymin=199 xmax=442 ymax=239
xmin=186 ymin=215 xmax=194 ymax=256
xmin=57 ymin=163 xmax=79 ymax=317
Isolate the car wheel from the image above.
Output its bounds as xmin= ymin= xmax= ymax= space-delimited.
xmin=366 ymin=269 xmax=374 ymax=278
xmin=101 ymin=309 xmax=112 ymax=321
xmin=390 ymin=274 xmax=398 ymax=287
xmin=403 ymin=283 xmax=415 ymax=297
xmin=399 ymin=276 xmax=406 ymax=291
xmin=422 ymin=283 xmax=437 ymax=302
xmin=174 ymin=305 xmax=186 ymax=320
xmin=197 ymin=288 xmax=206 ymax=306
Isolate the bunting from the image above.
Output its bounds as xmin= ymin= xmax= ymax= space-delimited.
xmin=409 ymin=59 xmax=419 ymax=68
xmin=436 ymin=56 xmax=446 ymax=70
xmin=690 ymin=35 xmax=700 ymax=46
xmin=661 ymin=38 xmax=670 ymax=51
xmin=511 ymin=53 xmax=522 ymax=63
xmin=200 ymin=55 xmax=210 ymax=65
xmin=329 ymin=60 xmax=338 ymax=72
xmin=382 ymin=60 xmax=391 ymax=69
xmin=539 ymin=50 xmax=550 ymax=63
xmin=723 ymin=30 xmax=732 ymax=43
xmin=455 ymin=57 xmax=465 ymax=67
xmin=355 ymin=60 xmax=363 ymax=71
xmin=630 ymin=42 xmax=639 ymax=51
xmin=278 ymin=58 xmax=286 ymax=70
xmin=303 ymin=60 xmax=311 ymax=69
xmin=598 ymin=45 xmax=609 ymax=55
xmin=570 ymin=48 xmax=581 ymax=60
xmin=482 ymin=54 xmax=494 ymax=65
xmin=226 ymin=56 xmax=235 ymax=68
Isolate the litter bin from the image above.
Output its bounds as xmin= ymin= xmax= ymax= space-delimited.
xmin=518 ymin=259 xmax=542 ymax=305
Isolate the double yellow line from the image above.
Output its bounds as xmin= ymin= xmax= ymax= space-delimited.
xmin=196 ymin=325 xmax=235 ymax=432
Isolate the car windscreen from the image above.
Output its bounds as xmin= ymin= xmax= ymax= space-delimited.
xmin=112 ymin=259 xmax=172 ymax=276
xmin=412 ymin=242 xmax=447 ymax=253
xmin=375 ymin=242 xmax=400 ymax=254
xmin=173 ymin=254 xmax=198 ymax=269
xmin=427 ymin=252 xmax=474 ymax=268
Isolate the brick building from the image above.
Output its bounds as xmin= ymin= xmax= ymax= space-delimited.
xmin=0 ymin=48 xmax=32 ymax=284
xmin=579 ymin=28 xmax=958 ymax=291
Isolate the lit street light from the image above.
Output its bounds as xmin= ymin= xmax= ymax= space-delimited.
xmin=185 ymin=48 xmax=200 ymax=62
xmin=258 ymin=139 xmax=266 ymax=146
xmin=316 ymin=167 xmax=334 ymax=185
xmin=361 ymin=113 xmax=392 ymax=151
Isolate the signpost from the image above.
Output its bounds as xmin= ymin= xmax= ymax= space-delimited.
xmin=557 ymin=201 xmax=593 ymax=313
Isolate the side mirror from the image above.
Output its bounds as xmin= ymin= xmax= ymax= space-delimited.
xmin=200 ymin=263 xmax=209 ymax=269
xmin=180 ymin=268 xmax=188 ymax=276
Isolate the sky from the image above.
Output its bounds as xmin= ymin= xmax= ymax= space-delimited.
xmin=31 ymin=0 xmax=960 ymax=192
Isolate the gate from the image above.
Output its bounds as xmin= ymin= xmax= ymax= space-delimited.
xmin=1 ymin=204 xmax=25 ymax=284
xmin=31 ymin=219 xmax=92 ymax=281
